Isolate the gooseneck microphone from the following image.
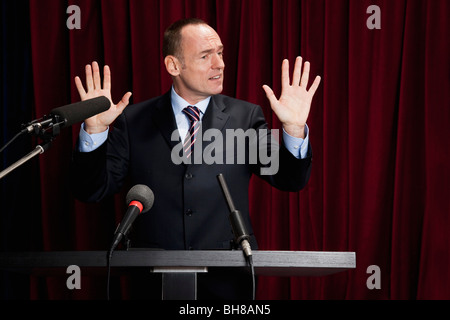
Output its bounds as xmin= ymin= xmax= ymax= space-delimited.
xmin=22 ymin=96 xmax=110 ymax=134
xmin=109 ymin=184 xmax=155 ymax=253
xmin=217 ymin=174 xmax=256 ymax=301
xmin=216 ymin=174 xmax=252 ymax=260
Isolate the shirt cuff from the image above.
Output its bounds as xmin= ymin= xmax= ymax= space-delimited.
xmin=78 ymin=123 xmax=109 ymax=152
xmin=282 ymin=124 xmax=309 ymax=159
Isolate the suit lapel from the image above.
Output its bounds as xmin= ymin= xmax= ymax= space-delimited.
xmin=152 ymin=91 xmax=181 ymax=150
xmin=202 ymin=95 xmax=230 ymax=135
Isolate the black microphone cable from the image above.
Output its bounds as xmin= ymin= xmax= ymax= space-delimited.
xmin=106 ymin=249 xmax=113 ymax=301
xmin=248 ymin=253 xmax=256 ymax=300
xmin=0 ymin=130 xmax=27 ymax=153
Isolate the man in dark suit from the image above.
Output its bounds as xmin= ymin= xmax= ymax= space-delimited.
xmin=71 ymin=18 xmax=321 ymax=299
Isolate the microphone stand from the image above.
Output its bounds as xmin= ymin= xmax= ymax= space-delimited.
xmin=0 ymin=142 xmax=51 ymax=180
xmin=0 ymin=117 xmax=63 ymax=180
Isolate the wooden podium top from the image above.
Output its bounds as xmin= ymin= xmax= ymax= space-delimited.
xmin=0 ymin=250 xmax=355 ymax=277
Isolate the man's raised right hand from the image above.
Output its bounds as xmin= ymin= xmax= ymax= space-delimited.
xmin=74 ymin=61 xmax=132 ymax=134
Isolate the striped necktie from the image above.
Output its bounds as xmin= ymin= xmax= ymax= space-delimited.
xmin=182 ymin=106 xmax=201 ymax=158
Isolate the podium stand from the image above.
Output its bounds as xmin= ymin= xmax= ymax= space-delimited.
xmin=0 ymin=250 xmax=356 ymax=299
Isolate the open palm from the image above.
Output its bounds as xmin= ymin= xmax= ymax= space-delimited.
xmin=263 ymin=57 xmax=321 ymax=138
xmin=74 ymin=61 xmax=132 ymax=134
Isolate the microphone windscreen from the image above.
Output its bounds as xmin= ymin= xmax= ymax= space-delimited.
xmin=126 ymin=184 xmax=155 ymax=213
xmin=50 ymin=96 xmax=111 ymax=127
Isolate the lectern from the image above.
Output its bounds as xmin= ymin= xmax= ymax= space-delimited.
xmin=0 ymin=250 xmax=356 ymax=299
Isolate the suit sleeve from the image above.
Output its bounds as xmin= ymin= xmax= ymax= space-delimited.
xmin=70 ymin=113 xmax=130 ymax=202
xmin=249 ymin=105 xmax=312 ymax=192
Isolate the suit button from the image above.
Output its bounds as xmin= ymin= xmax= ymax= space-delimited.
xmin=185 ymin=173 xmax=193 ymax=180
xmin=185 ymin=209 xmax=193 ymax=216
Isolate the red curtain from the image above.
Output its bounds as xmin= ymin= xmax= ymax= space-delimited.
xmin=25 ymin=0 xmax=450 ymax=299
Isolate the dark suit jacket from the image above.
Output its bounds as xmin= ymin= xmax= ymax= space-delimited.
xmin=71 ymin=91 xmax=312 ymax=251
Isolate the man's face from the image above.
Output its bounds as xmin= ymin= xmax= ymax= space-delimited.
xmin=172 ymin=24 xmax=225 ymax=104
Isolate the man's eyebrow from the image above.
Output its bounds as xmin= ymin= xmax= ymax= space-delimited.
xmin=200 ymin=45 xmax=224 ymax=55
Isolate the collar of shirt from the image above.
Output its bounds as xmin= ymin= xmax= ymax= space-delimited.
xmin=171 ymin=86 xmax=211 ymax=121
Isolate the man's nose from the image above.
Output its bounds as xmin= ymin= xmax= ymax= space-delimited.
xmin=212 ymin=53 xmax=225 ymax=69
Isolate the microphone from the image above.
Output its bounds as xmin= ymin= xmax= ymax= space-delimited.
xmin=109 ymin=184 xmax=155 ymax=253
xmin=23 ymin=96 xmax=110 ymax=134
xmin=216 ymin=174 xmax=252 ymax=260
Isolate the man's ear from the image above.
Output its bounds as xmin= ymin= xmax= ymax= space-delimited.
xmin=164 ymin=55 xmax=181 ymax=77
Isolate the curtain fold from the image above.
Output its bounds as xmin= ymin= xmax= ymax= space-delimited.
xmin=416 ymin=0 xmax=450 ymax=300
xmin=1 ymin=0 xmax=448 ymax=299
